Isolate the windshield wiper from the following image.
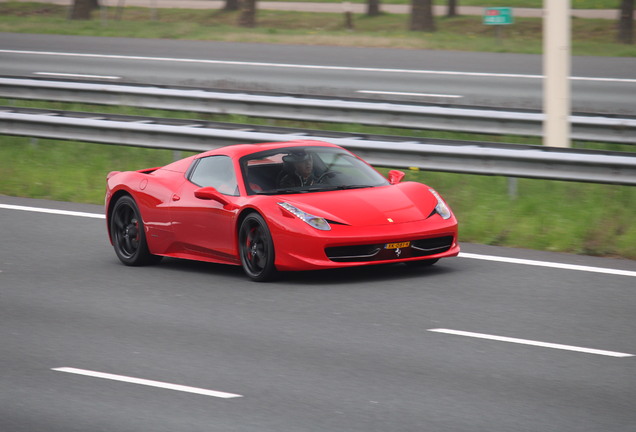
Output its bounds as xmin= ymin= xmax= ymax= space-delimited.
xmin=255 ymin=188 xmax=300 ymax=195
xmin=331 ymin=185 xmax=372 ymax=190
xmin=255 ymin=185 xmax=372 ymax=195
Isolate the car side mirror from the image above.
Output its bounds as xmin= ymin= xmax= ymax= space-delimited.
xmin=388 ymin=170 xmax=406 ymax=185
xmin=194 ymin=186 xmax=230 ymax=205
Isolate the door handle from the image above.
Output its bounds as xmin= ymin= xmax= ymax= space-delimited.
xmin=172 ymin=194 xmax=180 ymax=201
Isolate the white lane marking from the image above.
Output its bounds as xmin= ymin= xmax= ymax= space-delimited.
xmin=357 ymin=90 xmax=463 ymax=98
xmin=34 ymin=72 xmax=122 ymax=80
xmin=0 ymin=203 xmax=105 ymax=219
xmin=428 ymin=329 xmax=634 ymax=358
xmin=1 ymin=49 xmax=635 ymax=83
xmin=3 ymin=203 xmax=635 ymax=278
xmin=459 ymin=252 xmax=636 ymax=278
xmin=52 ymin=367 xmax=243 ymax=398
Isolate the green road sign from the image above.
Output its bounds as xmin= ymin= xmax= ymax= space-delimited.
xmin=483 ymin=7 xmax=514 ymax=25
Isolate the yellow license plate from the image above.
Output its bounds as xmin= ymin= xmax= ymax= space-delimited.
xmin=385 ymin=241 xmax=410 ymax=249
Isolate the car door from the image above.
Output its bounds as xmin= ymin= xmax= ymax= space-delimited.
xmin=170 ymin=155 xmax=240 ymax=263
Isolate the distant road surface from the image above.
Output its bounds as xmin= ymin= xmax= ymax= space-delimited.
xmin=1 ymin=33 xmax=635 ymax=114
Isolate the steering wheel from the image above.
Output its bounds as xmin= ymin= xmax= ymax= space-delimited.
xmin=316 ymin=171 xmax=340 ymax=183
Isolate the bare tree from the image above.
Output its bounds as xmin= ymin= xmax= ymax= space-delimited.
xmin=224 ymin=0 xmax=240 ymax=12
xmin=367 ymin=0 xmax=380 ymax=17
xmin=617 ymin=0 xmax=634 ymax=44
xmin=69 ymin=0 xmax=100 ymax=19
xmin=410 ymin=0 xmax=435 ymax=31
xmin=447 ymin=0 xmax=458 ymax=17
xmin=238 ymin=0 xmax=256 ymax=27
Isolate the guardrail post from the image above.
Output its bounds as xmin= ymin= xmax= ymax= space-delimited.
xmin=507 ymin=177 xmax=518 ymax=200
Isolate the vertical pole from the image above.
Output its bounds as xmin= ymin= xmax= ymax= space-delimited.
xmin=150 ymin=0 xmax=158 ymax=21
xmin=343 ymin=2 xmax=354 ymax=31
xmin=543 ymin=0 xmax=571 ymax=148
xmin=100 ymin=0 xmax=108 ymax=25
xmin=507 ymin=177 xmax=518 ymax=200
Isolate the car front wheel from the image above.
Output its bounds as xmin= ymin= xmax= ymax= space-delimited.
xmin=239 ymin=213 xmax=277 ymax=282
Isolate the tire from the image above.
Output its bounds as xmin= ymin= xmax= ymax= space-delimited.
xmin=405 ymin=258 xmax=439 ymax=268
xmin=110 ymin=195 xmax=162 ymax=266
xmin=239 ymin=213 xmax=277 ymax=282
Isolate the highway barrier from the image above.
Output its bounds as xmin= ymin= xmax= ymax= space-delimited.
xmin=1 ymin=77 xmax=635 ymax=145
xmin=1 ymin=107 xmax=635 ymax=186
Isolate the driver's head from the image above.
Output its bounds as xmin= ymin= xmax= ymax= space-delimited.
xmin=285 ymin=151 xmax=313 ymax=178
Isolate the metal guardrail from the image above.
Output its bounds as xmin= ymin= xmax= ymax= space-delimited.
xmin=2 ymin=107 xmax=635 ymax=186
xmin=1 ymin=77 xmax=635 ymax=145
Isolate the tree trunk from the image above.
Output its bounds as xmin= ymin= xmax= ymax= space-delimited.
xmin=410 ymin=0 xmax=435 ymax=31
xmin=367 ymin=0 xmax=380 ymax=17
xmin=447 ymin=0 xmax=457 ymax=17
xmin=69 ymin=0 xmax=99 ymax=19
xmin=224 ymin=0 xmax=240 ymax=12
xmin=617 ymin=0 xmax=634 ymax=44
xmin=238 ymin=0 xmax=256 ymax=27
xmin=115 ymin=0 xmax=125 ymax=20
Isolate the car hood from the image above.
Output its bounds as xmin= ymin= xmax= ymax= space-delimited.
xmin=280 ymin=182 xmax=439 ymax=227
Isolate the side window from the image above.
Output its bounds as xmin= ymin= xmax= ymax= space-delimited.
xmin=189 ymin=156 xmax=239 ymax=196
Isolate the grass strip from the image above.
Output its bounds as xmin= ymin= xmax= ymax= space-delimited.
xmin=1 ymin=2 xmax=634 ymax=56
xmin=1 ymin=100 xmax=635 ymax=259
xmin=274 ymin=0 xmax=618 ymax=7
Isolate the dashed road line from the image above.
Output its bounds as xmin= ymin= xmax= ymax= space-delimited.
xmin=458 ymin=252 xmax=636 ymax=278
xmin=0 ymin=203 xmax=105 ymax=219
xmin=53 ymin=367 xmax=243 ymax=398
xmin=429 ymin=329 xmax=634 ymax=358
xmin=34 ymin=72 xmax=122 ymax=80
xmin=357 ymin=90 xmax=463 ymax=98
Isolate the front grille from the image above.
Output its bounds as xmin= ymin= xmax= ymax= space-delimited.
xmin=411 ymin=236 xmax=454 ymax=255
xmin=325 ymin=245 xmax=382 ymax=262
xmin=325 ymin=236 xmax=454 ymax=263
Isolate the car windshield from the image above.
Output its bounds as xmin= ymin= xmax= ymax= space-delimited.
xmin=241 ymin=146 xmax=390 ymax=195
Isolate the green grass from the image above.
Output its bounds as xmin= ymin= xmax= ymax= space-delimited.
xmin=387 ymin=169 xmax=636 ymax=258
xmin=0 ymin=2 xmax=634 ymax=56
xmin=452 ymin=0 xmax=618 ymax=6
xmin=2 ymin=135 xmax=634 ymax=259
xmin=2 ymin=99 xmax=635 ymax=259
xmin=0 ymin=136 xmax=187 ymax=203
xmin=276 ymin=0 xmax=619 ymax=7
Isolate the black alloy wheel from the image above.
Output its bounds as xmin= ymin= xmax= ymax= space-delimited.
xmin=239 ymin=213 xmax=277 ymax=282
xmin=110 ymin=195 xmax=161 ymax=266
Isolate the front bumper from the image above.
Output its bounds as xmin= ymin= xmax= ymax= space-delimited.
xmin=271 ymin=216 xmax=459 ymax=271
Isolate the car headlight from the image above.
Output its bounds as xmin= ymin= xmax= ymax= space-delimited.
xmin=278 ymin=202 xmax=331 ymax=231
xmin=429 ymin=189 xmax=452 ymax=220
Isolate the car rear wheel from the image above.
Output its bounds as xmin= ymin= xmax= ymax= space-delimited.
xmin=110 ymin=195 xmax=161 ymax=266
xmin=239 ymin=213 xmax=277 ymax=282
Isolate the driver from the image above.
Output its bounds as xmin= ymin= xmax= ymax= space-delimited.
xmin=278 ymin=150 xmax=317 ymax=188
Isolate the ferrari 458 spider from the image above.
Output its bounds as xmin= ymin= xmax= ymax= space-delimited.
xmin=106 ymin=140 xmax=459 ymax=281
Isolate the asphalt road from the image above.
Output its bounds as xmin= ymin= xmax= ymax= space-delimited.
xmin=1 ymin=195 xmax=635 ymax=432
xmin=1 ymin=33 xmax=635 ymax=114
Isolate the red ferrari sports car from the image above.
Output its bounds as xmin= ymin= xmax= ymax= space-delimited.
xmin=106 ymin=140 xmax=459 ymax=281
